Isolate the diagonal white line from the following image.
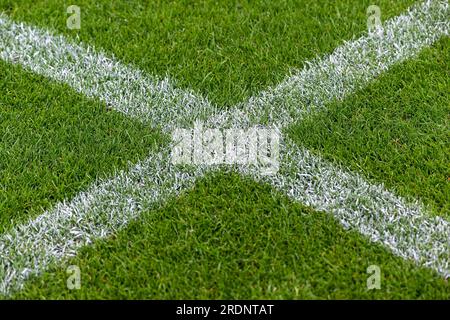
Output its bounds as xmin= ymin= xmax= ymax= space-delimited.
xmin=240 ymin=140 xmax=449 ymax=277
xmin=0 ymin=0 xmax=448 ymax=296
xmin=206 ymin=0 xmax=450 ymax=129
xmin=0 ymin=150 xmax=207 ymax=295
xmin=0 ymin=13 xmax=215 ymax=130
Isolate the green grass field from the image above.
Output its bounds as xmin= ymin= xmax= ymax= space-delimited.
xmin=14 ymin=173 xmax=449 ymax=299
xmin=289 ymin=37 xmax=450 ymax=218
xmin=0 ymin=0 xmax=448 ymax=299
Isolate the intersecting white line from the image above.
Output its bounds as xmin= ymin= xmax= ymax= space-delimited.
xmin=0 ymin=0 xmax=449 ymax=296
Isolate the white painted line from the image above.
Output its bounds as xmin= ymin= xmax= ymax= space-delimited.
xmin=206 ymin=0 xmax=450 ymax=129
xmin=0 ymin=0 xmax=448 ymax=296
xmin=0 ymin=150 xmax=207 ymax=295
xmin=0 ymin=14 xmax=215 ymax=130
xmin=240 ymin=140 xmax=449 ymax=278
